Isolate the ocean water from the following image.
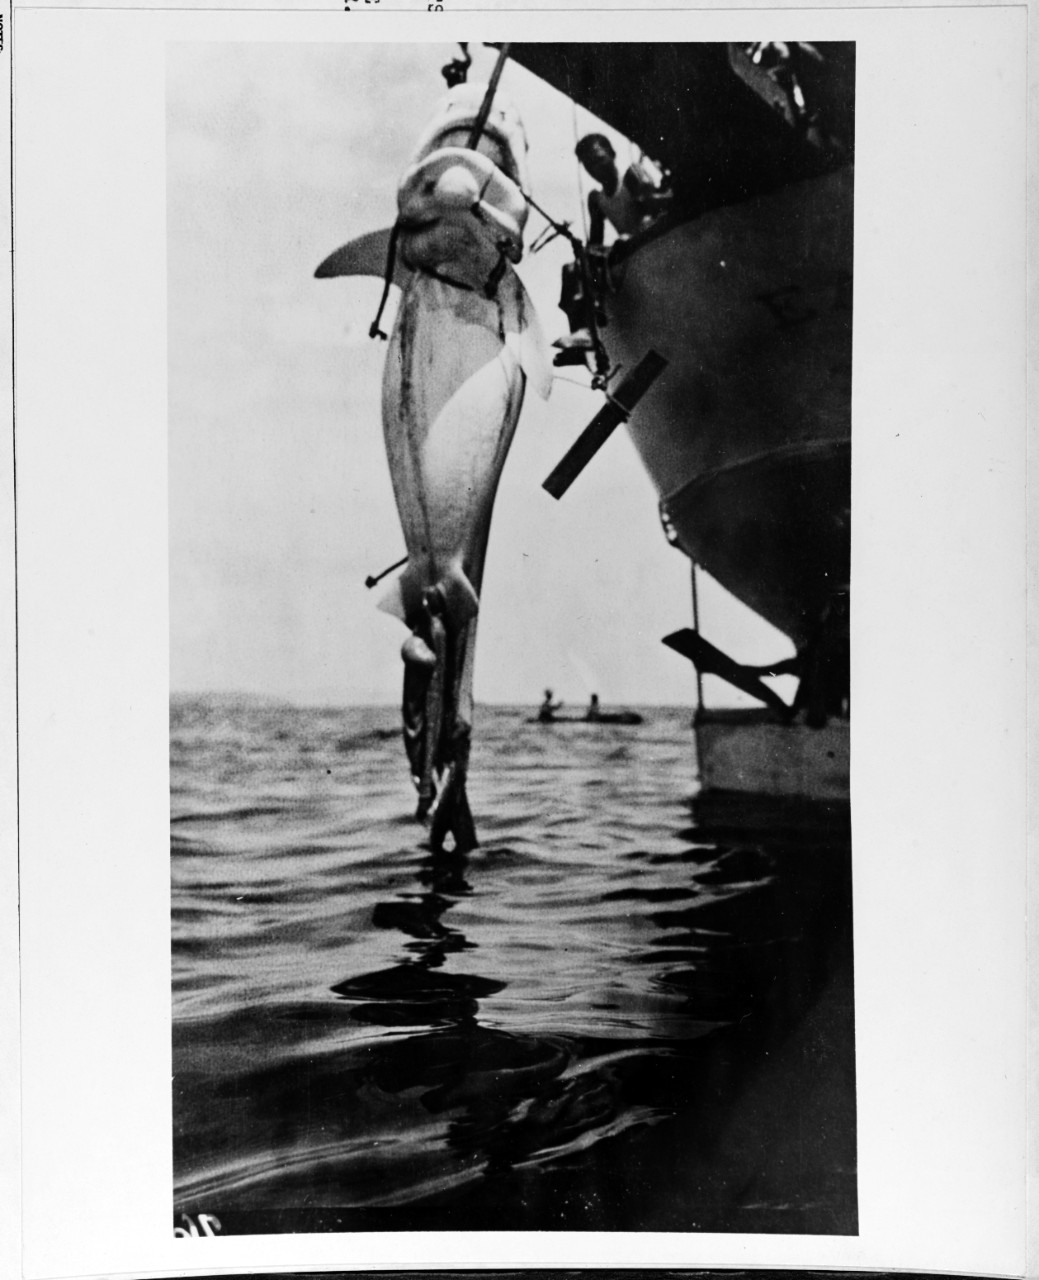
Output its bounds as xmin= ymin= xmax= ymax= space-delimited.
xmin=171 ymin=696 xmax=856 ymax=1235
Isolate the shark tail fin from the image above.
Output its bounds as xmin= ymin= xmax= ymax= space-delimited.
xmin=375 ymin=562 xmax=422 ymax=623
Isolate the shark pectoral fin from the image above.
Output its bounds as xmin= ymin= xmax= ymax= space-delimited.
xmin=440 ymin=560 xmax=480 ymax=628
xmin=377 ymin=562 xmax=477 ymax=629
xmin=503 ymin=273 xmax=554 ymax=402
xmin=375 ymin=563 xmax=425 ymax=624
xmin=315 ymin=227 xmax=410 ymax=288
xmin=375 ymin=574 xmax=407 ymax=622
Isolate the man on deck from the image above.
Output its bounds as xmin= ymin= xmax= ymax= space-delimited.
xmin=575 ymin=133 xmax=671 ymax=245
xmin=553 ymin=134 xmax=671 ymax=366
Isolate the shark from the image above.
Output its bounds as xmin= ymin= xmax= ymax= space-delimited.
xmin=317 ymin=83 xmax=552 ymax=852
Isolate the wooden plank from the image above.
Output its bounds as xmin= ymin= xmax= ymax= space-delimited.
xmin=542 ymin=350 xmax=668 ymax=499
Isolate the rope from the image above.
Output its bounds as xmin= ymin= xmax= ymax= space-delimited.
xmin=364 ymin=553 xmax=408 ymax=590
xmin=552 ymin=373 xmax=599 ymax=391
xmin=690 ymin=565 xmax=704 ymax=711
xmin=570 ymin=77 xmax=589 ymax=242
xmin=523 ymin=190 xmax=577 ymax=246
xmin=368 ymin=221 xmax=400 ymax=340
xmin=466 ymin=44 xmax=511 ymax=150
xmin=371 ymin=43 xmax=503 ymax=338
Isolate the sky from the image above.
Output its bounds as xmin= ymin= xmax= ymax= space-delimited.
xmin=167 ymin=42 xmax=791 ymax=707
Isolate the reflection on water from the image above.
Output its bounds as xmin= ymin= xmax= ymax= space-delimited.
xmin=172 ymin=697 xmax=855 ymax=1233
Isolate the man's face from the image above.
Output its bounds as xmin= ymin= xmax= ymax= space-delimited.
xmin=582 ymin=144 xmax=617 ymax=186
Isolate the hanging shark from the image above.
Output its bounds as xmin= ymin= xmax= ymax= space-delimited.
xmin=317 ymin=83 xmax=552 ymax=852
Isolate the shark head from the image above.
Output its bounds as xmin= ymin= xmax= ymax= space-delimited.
xmin=408 ymin=83 xmax=530 ymax=187
xmin=395 ymin=85 xmax=531 ymax=287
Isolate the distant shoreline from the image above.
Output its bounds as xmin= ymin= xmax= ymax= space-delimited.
xmin=169 ymin=692 xmax=703 ymax=711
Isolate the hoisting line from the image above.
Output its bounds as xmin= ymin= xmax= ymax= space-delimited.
xmin=570 ymin=92 xmax=591 ymax=244
xmin=466 ymin=44 xmax=511 ymax=149
xmin=465 ymin=45 xmax=513 ymax=297
xmin=370 ymin=44 xmax=511 ymax=339
xmin=690 ymin=564 xmax=704 ymax=711
xmin=369 ymin=221 xmax=400 ymax=340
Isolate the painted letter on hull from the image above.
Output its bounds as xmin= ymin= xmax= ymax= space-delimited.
xmin=317 ymin=84 xmax=551 ymax=852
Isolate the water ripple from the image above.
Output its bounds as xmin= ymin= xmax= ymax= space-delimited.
xmin=171 ymin=697 xmax=856 ymax=1233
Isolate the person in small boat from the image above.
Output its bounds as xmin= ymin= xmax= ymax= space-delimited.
xmin=538 ymin=689 xmax=563 ymax=723
xmin=585 ymin=693 xmax=601 ymax=721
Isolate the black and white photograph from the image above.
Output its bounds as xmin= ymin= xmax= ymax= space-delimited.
xmin=7 ymin=6 xmax=1032 ymax=1279
xmin=168 ymin=41 xmax=856 ymax=1235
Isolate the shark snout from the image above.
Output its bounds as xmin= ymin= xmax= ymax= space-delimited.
xmin=399 ymin=164 xmax=482 ymax=228
xmin=431 ymin=164 xmax=482 ymax=208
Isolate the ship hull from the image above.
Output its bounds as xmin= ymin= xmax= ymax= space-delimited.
xmin=696 ymin=709 xmax=849 ymax=802
xmin=603 ymin=167 xmax=853 ymax=648
xmin=500 ymin=41 xmax=855 ymax=794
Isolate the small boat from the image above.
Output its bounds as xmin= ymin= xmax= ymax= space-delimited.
xmin=527 ymin=710 xmax=644 ymax=726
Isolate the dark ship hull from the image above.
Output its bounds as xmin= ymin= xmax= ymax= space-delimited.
xmin=604 ymin=167 xmax=852 ymax=649
xmin=506 ymin=43 xmax=854 ymax=796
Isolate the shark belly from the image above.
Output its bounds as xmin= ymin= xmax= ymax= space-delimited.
xmin=384 ymin=273 xmax=525 ymax=622
xmin=381 ymin=270 xmax=533 ymax=850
